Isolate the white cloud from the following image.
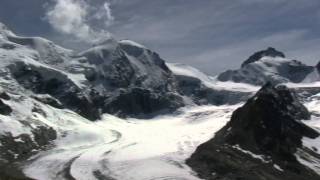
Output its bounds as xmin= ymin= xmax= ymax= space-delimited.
xmin=46 ymin=0 xmax=114 ymax=43
xmin=93 ymin=2 xmax=114 ymax=26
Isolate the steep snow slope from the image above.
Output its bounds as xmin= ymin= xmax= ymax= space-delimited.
xmin=167 ymin=63 xmax=214 ymax=85
xmin=167 ymin=63 xmax=258 ymax=92
xmin=302 ymin=68 xmax=320 ymax=83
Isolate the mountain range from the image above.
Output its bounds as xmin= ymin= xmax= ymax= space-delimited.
xmin=0 ymin=22 xmax=319 ymax=180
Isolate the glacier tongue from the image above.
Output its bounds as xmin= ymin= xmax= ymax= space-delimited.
xmin=23 ymin=105 xmax=238 ymax=180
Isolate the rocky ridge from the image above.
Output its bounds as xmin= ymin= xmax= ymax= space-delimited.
xmin=187 ymin=83 xmax=320 ymax=180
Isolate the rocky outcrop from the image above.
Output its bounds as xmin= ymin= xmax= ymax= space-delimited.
xmin=0 ymin=126 xmax=57 ymax=179
xmin=241 ymin=47 xmax=285 ymax=68
xmin=10 ymin=62 xmax=101 ymax=120
xmin=0 ymin=99 xmax=12 ymax=115
xmin=32 ymin=94 xmax=63 ymax=109
xmin=187 ymin=83 xmax=320 ymax=180
xmin=103 ymin=88 xmax=184 ymax=118
xmin=0 ymin=92 xmax=11 ymax=100
xmin=317 ymin=61 xmax=320 ymax=73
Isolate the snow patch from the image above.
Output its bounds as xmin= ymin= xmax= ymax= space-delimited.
xmin=273 ymin=164 xmax=284 ymax=172
xmin=232 ymin=144 xmax=271 ymax=163
xmin=119 ymin=39 xmax=146 ymax=49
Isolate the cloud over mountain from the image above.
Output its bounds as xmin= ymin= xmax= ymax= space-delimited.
xmin=45 ymin=0 xmax=114 ymax=43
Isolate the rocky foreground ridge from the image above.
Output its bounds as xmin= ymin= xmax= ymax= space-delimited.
xmin=187 ymin=83 xmax=320 ymax=180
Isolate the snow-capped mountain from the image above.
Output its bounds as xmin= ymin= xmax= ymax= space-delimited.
xmin=0 ymin=21 xmax=319 ymax=180
xmin=217 ymin=47 xmax=319 ymax=85
xmin=0 ymin=22 xmax=187 ymax=120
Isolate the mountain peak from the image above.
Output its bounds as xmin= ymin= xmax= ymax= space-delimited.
xmin=224 ymin=83 xmax=316 ymax=150
xmin=217 ymin=47 xmax=315 ymax=85
xmin=187 ymin=83 xmax=320 ymax=180
xmin=241 ymin=47 xmax=285 ymax=68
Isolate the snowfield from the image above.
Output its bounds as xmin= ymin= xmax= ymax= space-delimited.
xmin=21 ymin=90 xmax=320 ymax=180
xmin=23 ymin=105 xmax=239 ymax=180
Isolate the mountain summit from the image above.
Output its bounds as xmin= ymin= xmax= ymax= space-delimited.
xmin=241 ymin=47 xmax=285 ymax=68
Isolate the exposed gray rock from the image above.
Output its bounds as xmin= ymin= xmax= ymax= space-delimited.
xmin=187 ymin=83 xmax=320 ymax=180
xmin=32 ymin=94 xmax=63 ymax=109
xmin=103 ymin=88 xmax=184 ymax=118
xmin=0 ymin=126 xmax=57 ymax=179
xmin=0 ymin=92 xmax=11 ymax=100
xmin=0 ymin=99 xmax=12 ymax=115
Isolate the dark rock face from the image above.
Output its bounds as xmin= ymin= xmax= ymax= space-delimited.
xmin=11 ymin=63 xmax=101 ymax=120
xmin=317 ymin=61 xmax=320 ymax=73
xmin=103 ymin=88 xmax=184 ymax=118
xmin=0 ymin=99 xmax=12 ymax=115
xmin=187 ymin=83 xmax=320 ymax=180
xmin=32 ymin=95 xmax=63 ymax=109
xmin=241 ymin=47 xmax=285 ymax=67
xmin=0 ymin=126 xmax=57 ymax=179
xmin=174 ymin=75 xmax=252 ymax=105
xmin=218 ymin=83 xmax=316 ymax=154
xmin=0 ymin=92 xmax=11 ymax=100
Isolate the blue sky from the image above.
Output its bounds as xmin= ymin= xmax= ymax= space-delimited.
xmin=0 ymin=0 xmax=320 ymax=75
